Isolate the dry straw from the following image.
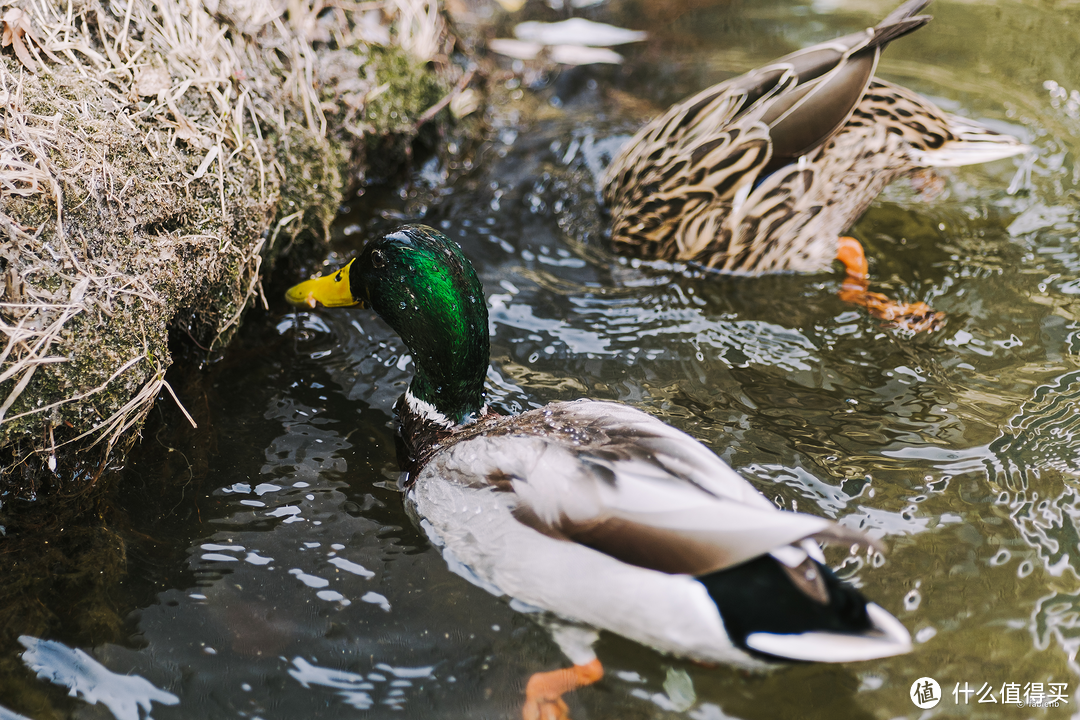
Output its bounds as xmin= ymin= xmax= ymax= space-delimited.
xmin=0 ymin=0 xmax=461 ymax=486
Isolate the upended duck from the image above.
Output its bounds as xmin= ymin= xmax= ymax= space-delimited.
xmin=601 ymin=0 xmax=1026 ymax=331
xmin=286 ymin=225 xmax=911 ymax=720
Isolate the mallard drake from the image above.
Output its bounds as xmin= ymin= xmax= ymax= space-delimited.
xmin=602 ymin=0 xmax=1026 ymax=331
xmin=286 ymin=225 xmax=912 ymax=720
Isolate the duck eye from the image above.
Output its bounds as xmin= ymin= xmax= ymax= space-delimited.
xmin=371 ymin=250 xmax=386 ymax=269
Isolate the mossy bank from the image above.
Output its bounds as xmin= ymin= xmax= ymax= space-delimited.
xmin=0 ymin=0 xmax=482 ymax=504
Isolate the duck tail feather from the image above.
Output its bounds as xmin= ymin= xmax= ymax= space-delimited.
xmin=745 ymin=603 xmax=912 ymax=662
xmin=877 ymin=0 xmax=933 ymax=29
xmin=912 ymin=138 xmax=1029 ymax=168
xmin=869 ymin=13 xmax=931 ymax=51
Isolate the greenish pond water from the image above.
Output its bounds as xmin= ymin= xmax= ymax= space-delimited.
xmin=6 ymin=1 xmax=1080 ymax=718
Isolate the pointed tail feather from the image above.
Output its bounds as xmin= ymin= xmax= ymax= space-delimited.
xmin=870 ymin=14 xmax=931 ymax=51
xmin=867 ymin=0 xmax=933 ymax=50
xmin=877 ymin=0 xmax=933 ymax=29
xmin=913 ymin=115 xmax=1028 ymax=168
xmin=745 ymin=603 xmax=912 ymax=662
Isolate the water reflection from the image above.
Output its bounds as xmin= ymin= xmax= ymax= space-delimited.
xmin=289 ymin=657 xmax=437 ymax=711
xmin=97 ymin=370 xmax=540 ymax=719
xmin=18 ymin=637 xmax=178 ymax=720
xmin=1033 ymin=591 xmax=1080 ymax=675
xmin=990 ymin=369 xmax=1080 ymax=488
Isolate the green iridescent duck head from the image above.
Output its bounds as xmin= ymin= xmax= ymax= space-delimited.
xmin=286 ymin=224 xmax=489 ymax=426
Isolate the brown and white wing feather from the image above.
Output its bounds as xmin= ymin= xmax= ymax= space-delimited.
xmin=431 ymin=400 xmax=859 ymax=578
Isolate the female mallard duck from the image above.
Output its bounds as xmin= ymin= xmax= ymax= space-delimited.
xmin=602 ymin=0 xmax=1026 ymax=330
xmin=286 ymin=225 xmax=911 ymax=720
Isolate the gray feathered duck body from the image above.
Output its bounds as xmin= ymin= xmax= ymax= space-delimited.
xmin=601 ymin=0 xmax=1025 ymax=329
xmin=287 ymin=225 xmax=911 ymax=720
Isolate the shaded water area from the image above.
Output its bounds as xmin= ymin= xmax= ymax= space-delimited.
xmin=6 ymin=0 xmax=1080 ymax=717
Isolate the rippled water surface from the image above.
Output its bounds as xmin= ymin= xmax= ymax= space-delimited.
xmin=8 ymin=1 xmax=1080 ymax=718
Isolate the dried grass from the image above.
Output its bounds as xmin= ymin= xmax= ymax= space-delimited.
xmin=0 ymin=0 xmax=471 ymax=490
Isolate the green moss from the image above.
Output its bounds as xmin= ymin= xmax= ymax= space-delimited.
xmin=363 ymin=45 xmax=445 ymax=135
xmin=0 ymin=13 xmax=484 ymax=501
xmin=273 ymin=125 xmax=347 ymax=250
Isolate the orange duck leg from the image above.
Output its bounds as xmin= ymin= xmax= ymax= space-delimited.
xmin=835 ymin=236 xmax=943 ymax=332
xmin=522 ymin=658 xmax=604 ymax=720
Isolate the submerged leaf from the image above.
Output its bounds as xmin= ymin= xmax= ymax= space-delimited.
xmin=488 ymin=38 xmax=542 ymax=60
xmin=513 ymin=18 xmax=646 ymax=47
xmin=548 ymin=44 xmax=623 ymax=65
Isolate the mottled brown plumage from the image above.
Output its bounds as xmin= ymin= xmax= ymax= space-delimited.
xmin=602 ymin=0 xmax=1026 ymax=275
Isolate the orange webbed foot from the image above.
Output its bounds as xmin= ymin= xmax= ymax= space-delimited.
xmin=836 ymin=237 xmax=944 ymax=333
xmin=839 ymin=287 xmax=945 ymax=333
xmin=836 ymin=236 xmax=870 ymax=280
xmin=522 ymin=658 xmax=603 ymax=720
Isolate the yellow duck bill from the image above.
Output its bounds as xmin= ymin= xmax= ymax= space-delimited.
xmin=284 ymin=259 xmax=361 ymax=308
